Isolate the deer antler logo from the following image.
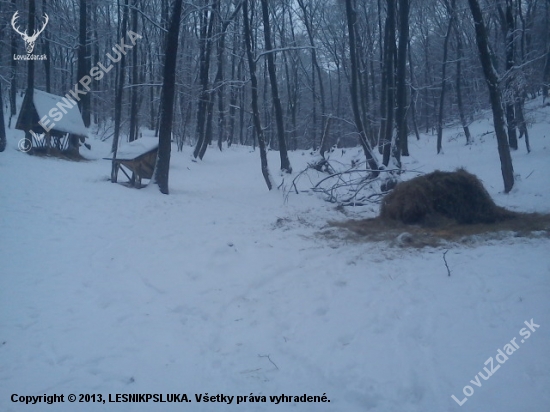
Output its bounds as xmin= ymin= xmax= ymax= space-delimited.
xmin=11 ymin=11 xmax=49 ymax=54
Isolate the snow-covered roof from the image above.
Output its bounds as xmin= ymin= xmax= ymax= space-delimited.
xmin=33 ymin=89 xmax=88 ymax=136
xmin=114 ymin=137 xmax=159 ymax=160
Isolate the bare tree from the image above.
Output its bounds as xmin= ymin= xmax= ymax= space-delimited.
xmin=381 ymin=0 xmax=396 ymax=166
xmin=77 ymin=0 xmax=90 ymax=127
xmin=436 ymin=0 xmax=455 ymax=154
xmin=395 ymin=0 xmax=410 ymax=160
xmin=193 ymin=0 xmax=216 ymax=160
xmin=260 ymin=0 xmax=292 ymax=173
xmin=23 ymin=0 xmax=36 ymax=154
xmin=111 ymin=0 xmax=129 ymax=181
xmin=297 ymin=0 xmax=328 ymax=152
xmin=155 ymin=0 xmax=184 ymax=194
xmin=243 ymin=0 xmax=274 ymax=190
xmin=10 ymin=0 xmax=18 ymax=120
xmin=454 ymin=17 xmax=472 ymax=145
xmin=467 ymin=0 xmax=514 ymax=192
xmin=344 ymin=0 xmax=379 ymax=173
xmin=129 ymin=0 xmax=140 ymax=142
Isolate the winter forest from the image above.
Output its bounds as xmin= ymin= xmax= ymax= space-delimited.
xmin=1 ymin=0 xmax=550 ymax=411
xmin=0 ymin=0 xmax=549 ymax=186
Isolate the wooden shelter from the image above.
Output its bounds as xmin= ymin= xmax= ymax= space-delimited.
xmin=106 ymin=137 xmax=159 ymax=188
xmin=16 ymin=89 xmax=88 ymax=152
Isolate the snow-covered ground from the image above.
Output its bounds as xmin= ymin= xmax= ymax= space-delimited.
xmin=1 ymin=100 xmax=549 ymax=412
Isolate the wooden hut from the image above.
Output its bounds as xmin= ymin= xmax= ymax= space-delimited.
xmin=106 ymin=137 xmax=159 ymax=188
xmin=16 ymin=89 xmax=88 ymax=152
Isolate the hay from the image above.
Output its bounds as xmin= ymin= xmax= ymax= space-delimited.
xmin=380 ymin=169 xmax=516 ymax=225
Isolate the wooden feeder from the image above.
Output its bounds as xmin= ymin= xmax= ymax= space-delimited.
xmin=16 ymin=89 xmax=88 ymax=152
xmin=106 ymin=137 xmax=158 ymax=188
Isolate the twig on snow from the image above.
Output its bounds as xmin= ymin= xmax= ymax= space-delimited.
xmin=443 ymin=249 xmax=451 ymax=277
xmin=258 ymin=354 xmax=279 ymax=370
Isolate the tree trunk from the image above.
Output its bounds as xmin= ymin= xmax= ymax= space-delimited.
xmin=436 ymin=1 xmax=454 ymax=154
xmin=395 ymin=0 xmax=409 ymax=160
xmin=199 ymin=0 xmax=220 ymax=159
xmin=24 ymin=0 xmax=36 ymax=154
xmin=467 ymin=0 xmax=514 ymax=193
xmin=496 ymin=0 xmax=518 ymax=150
xmin=455 ymin=27 xmax=472 ymax=144
xmin=407 ymin=41 xmax=421 ymax=141
xmin=344 ymin=0 xmax=379 ymax=173
xmin=215 ymin=13 xmax=227 ymax=152
xmin=297 ymin=0 xmax=328 ymax=153
xmin=194 ymin=1 xmax=216 ymax=159
xmin=42 ymin=0 xmax=51 ymax=93
xmin=515 ymin=98 xmax=530 ymax=153
xmin=504 ymin=0 xmax=518 ymax=150
xmin=243 ymin=0 xmax=273 ymax=190
xmin=129 ymin=0 xmax=140 ymax=142
xmin=382 ymin=0 xmax=396 ymax=166
xmin=10 ymin=0 xmax=17 ymax=119
xmin=210 ymin=2 xmax=242 ymax=152
xmin=543 ymin=50 xmax=550 ymax=102
xmin=377 ymin=0 xmax=386 ymax=153
xmin=0 ymin=82 xmax=6 ymax=152
xmin=77 ymin=0 xmax=90 ymax=128
xmin=260 ymin=0 xmax=292 ymax=173
xmin=154 ymin=0 xmax=183 ymax=194
xmin=111 ymin=0 xmax=129 ymax=181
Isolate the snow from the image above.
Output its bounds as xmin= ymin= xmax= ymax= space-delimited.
xmin=1 ymin=99 xmax=549 ymax=411
xmin=31 ymin=89 xmax=88 ymax=137
xmin=113 ymin=137 xmax=159 ymax=160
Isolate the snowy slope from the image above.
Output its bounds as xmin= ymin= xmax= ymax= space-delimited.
xmin=1 ymin=100 xmax=549 ymax=412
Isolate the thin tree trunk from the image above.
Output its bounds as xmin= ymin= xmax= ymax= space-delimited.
xmin=24 ymin=0 xmax=36 ymax=154
xmin=194 ymin=1 xmax=216 ymax=159
xmin=467 ymin=0 xmax=514 ymax=193
xmin=200 ymin=1 xmax=220 ymax=159
xmin=210 ymin=2 xmax=242 ymax=152
xmin=382 ymin=0 xmax=396 ymax=166
xmin=503 ymin=0 xmax=518 ymax=150
xmin=515 ymin=98 xmax=530 ymax=152
xmin=407 ymin=41 xmax=421 ymax=141
xmin=10 ymin=0 xmax=17 ymax=119
xmin=378 ymin=1 xmax=389 ymax=154
xmin=344 ymin=0 xmax=379 ymax=173
xmin=543 ymin=49 xmax=550 ymax=102
xmin=129 ymin=0 xmax=139 ymax=142
xmin=260 ymin=0 xmax=292 ymax=173
xmin=77 ymin=0 xmax=90 ymax=128
xmin=42 ymin=0 xmax=51 ymax=93
xmin=111 ymin=0 xmax=129 ymax=181
xmin=243 ymin=0 xmax=273 ymax=190
xmin=436 ymin=1 xmax=454 ymax=154
xmin=0 ymin=82 xmax=6 ymax=152
xmin=216 ymin=15 xmax=227 ymax=152
xmin=395 ymin=0 xmax=409 ymax=159
xmin=299 ymin=0 xmax=327 ymax=151
xmin=455 ymin=27 xmax=472 ymax=144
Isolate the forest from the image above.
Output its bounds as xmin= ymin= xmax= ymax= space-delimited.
xmin=1 ymin=0 xmax=549 ymax=193
xmin=1 ymin=2 xmax=550 ymax=411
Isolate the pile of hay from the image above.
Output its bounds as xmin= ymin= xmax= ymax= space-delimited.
xmin=380 ymin=169 xmax=516 ymax=225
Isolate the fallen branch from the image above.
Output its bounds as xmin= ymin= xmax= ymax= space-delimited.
xmin=258 ymin=354 xmax=279 ymax=370
xmin=284 ymin=156 xmax=421 ymax=208
xmin=443 ymin=249 xmax=451 ymax=277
